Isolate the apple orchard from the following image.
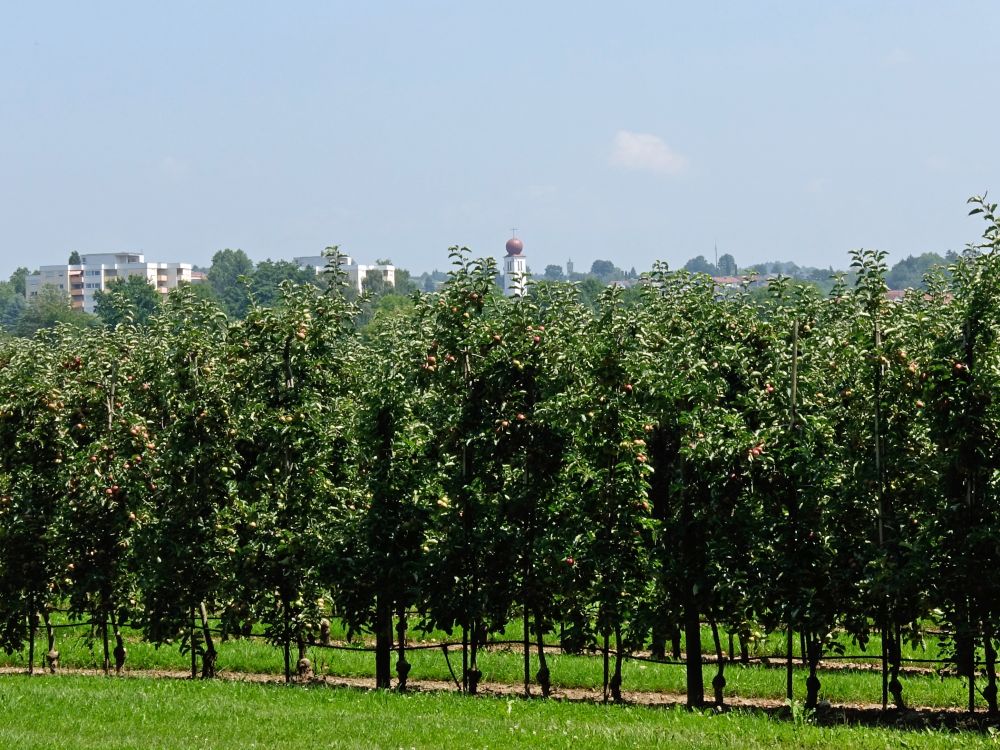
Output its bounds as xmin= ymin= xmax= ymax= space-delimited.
xmin=1 ymin=198 xmax=999 ymax=714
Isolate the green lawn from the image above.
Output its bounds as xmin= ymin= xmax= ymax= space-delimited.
xmin=0 ymin=674 xmax=992 ymax=750
xmin=0 ymin=618 xmax=973 ymax=709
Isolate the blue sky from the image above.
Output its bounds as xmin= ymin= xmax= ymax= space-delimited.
xmin=1 ymin=1 xmax=998 ymax=279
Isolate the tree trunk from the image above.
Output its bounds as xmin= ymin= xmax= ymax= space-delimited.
xmin=296 ymin=637 xmax=311 ymax=679
xmin=710 ymin=621 xmax=726 ymax=707
xmin=102 ymin=614 xmax=111 ymax=676
xmin=684 ymin=597 xmax=704 ymax=707
xmin=395 ymin=608 xmax=410 ymax=692
xmin=461 ymin=624 xmax=468 ymax=693
xmin=984 ymin=628 xmax=998 ymax=716
xmin=880 ymin=621 xmax=889 ymax=710
xmin=199 ymin=602 xmax=217 ymax=678
xmin=374 ymin=594 xmax=392 ymax=689
xmin=958 ymin=598 xmax=976 ymax=713
xmin=610 ymin=625 xmax=624 ymax=703
xmin=738 ymin=630 xmax=750 ymax=665
xmin=602 ymin=631 xmax=610 ymax=704
xmin=460 ymin=435 xmax=473 ymax=696
xmin=671 ymin=626 xmax=682 ymax=661
xmin=804 ymin=634 xmax=822 ymax=709
xmin=283 ymin=608 xmax=292 ymax=684
xmin=190 ymin=607 xmax=197 ymax=679
xmin=522 ymin=603 xmax=531 ymax=698
xmin=785 ymin=626 xmax=793 ymax=701
xmin=467 ymin=619 xmax=482 ymax=695
xmin=887 ymin=622 xmax=905 ymax=709
xmin=43 ymin=609 xmax=58 ymax=674
xmin=966 ymin=477 xmax=976 ymax=714
xmin=27 ymin=610 xmax=37 ymax=676
xmin=535 ymin=612 xmax=550 ymax=698
xmin=786 ymin=320 xmax=799 ymax=705
xmin=649 ymin=620 xmax=666 ymax=661
xmin=110 ymin=609 xmax=127 ymax=674
xmin=873 ymin=314 xmax=888 ymax=713
xmin=522 ymin=440 xmax=534 ymax=700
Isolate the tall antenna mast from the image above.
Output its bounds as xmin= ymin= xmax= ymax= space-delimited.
xmin=714 ymin=241 xmax=718 ymax=270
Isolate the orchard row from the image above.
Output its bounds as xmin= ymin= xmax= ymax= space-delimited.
xmin=1 ymin=200 xmax=999 ymax=713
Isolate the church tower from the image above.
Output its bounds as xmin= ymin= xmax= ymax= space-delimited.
xmin=503 ymin=234 xmax=527 ymax=297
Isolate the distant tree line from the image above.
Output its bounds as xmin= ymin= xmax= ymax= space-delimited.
xmin=681 ymin=251 xmax=955 ymax=294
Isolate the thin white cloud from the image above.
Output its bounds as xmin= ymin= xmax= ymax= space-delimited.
xmin=610 ymin=130 xmax=687 ymax=175
xmin=805 ymin=177 xmax=828 ymax=194
xmin=518 ymin=184 xmax=557 ymax=200
xmin=158 ymin=155 xmax=190 ymax=180
xmin=885 ymin=48 xmax=911 ymax=66
xmin=925 ymin=156 xmax=951 ymax=172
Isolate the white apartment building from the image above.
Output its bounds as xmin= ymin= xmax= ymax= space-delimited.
xmin=294 ymin=254 xmax=395 ymax=293
xmin=27 ymin=253 xmax=193 ymax=313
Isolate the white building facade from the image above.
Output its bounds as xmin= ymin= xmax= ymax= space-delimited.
xmin=27 ymin=253 xmax=193 ymax=313
xmin=294 ymin=254 xmax=395 ymax=293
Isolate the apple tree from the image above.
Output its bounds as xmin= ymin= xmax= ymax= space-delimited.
xmin=132 ymin=287 xmax=238 ymax=678
xmin=0 ymin=332 xmax=73 ymax=673
xmin=226 ymin=262 xmax=358 ymax=682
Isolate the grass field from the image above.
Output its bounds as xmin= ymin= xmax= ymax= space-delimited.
xmin=0 ymin=618 xmax=972 ymax=710
xmin=0 ymin=621 xmax=970 ymax=709
xmin=0 ymin=674 xmax=994 ymax=750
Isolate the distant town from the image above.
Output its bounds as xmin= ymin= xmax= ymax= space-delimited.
xmin=0 ymin=238 xmax=958 ymax=337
